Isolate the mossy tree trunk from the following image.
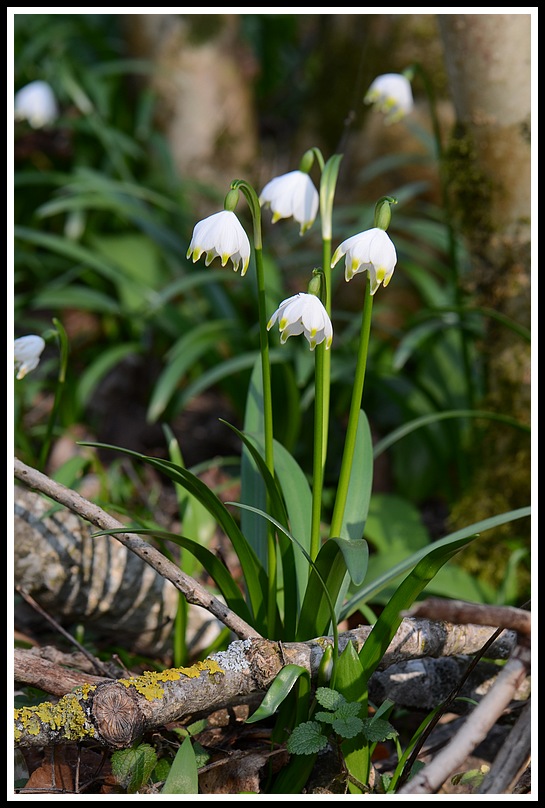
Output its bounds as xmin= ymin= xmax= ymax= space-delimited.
xmin=437 ymin=14 xmax=531 ymax=588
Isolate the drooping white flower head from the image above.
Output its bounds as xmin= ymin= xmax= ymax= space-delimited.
xmin=14 ymin=335 xmax=46 ymax=380
xmin=259 ymin=170 xmax=319 ymax=235
xmin=267 ymin=293 xmax=333 ymax=350
xmin=186 ymin=210 xmax=251 ymax=276
xmin=364 ymin=73 xmax=414 ymax=124
xmin=331 ymin=227 xmax=397 ymax=294
xmin=14 ymin=80 xmax=58 ymax=129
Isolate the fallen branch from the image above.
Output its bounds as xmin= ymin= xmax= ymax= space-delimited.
xmin=14 ymin=618 xmax=520 ymax=749
xmin=398 ymin=647 xmax=530 ymax=794
xmin=14 ymin=457 xmax=260 ymax=641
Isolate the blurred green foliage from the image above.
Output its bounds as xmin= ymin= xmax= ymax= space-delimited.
xmin=14 ymin=13 xmax=529 ymax=607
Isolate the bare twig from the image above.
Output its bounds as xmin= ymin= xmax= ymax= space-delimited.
xmin=406 ymin=597 xmax=531 ymax=636
xmin=398 ymin=647 xmax=531 ymax=794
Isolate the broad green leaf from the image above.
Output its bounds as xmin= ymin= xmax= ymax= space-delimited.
xmin=340 ymin=410 xmax=373 ymax=541
xmin=331 ymin=537 xmax=369 ymax=588
xmin=246 ymin=665 xmax=309 ymax=724
xmin=90 ymin=233 xmax=166 ymax=312
xmin=240 ymin=358 xmax=268 ymax=568
xmin=363 ymin=494 xmax=430 ymax=555
xmin=332 ymin=715 xmax=363 ymax=739
xmin=161 ymin=736 xmax=198 ymax=794
xmin=334 ymin=641 xmax=366 ymax=704
xmin=270 ymin=439 xmax=313 ymax=609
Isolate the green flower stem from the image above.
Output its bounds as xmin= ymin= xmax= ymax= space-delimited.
xmin=321 ymin=237 xmax=332 ymax=471
xmin=231 ymin=180 xmax=276 ymax=632
xmin=310 ymin=341 xmax=326 ymax=562
xmin=316 ymin=153 xmax=342 ymax=473
xmin=329 ymin=279 xmax=373 ymax=539
xmin=39 ymin=318 xmax=69 ymax=472
xmin=255 ymin=243 xmax=278 ymax=631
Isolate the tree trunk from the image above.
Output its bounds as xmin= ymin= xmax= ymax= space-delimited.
xmin=123 ymin=14 xmax=259 ymax=197
xmin=437 ymin=14 xmax=531 ymax=578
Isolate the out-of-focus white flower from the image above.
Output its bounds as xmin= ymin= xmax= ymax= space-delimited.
xmin=259 ymin=170 xmax=319 ymax=235
xmin=331 ymin=227 xmax=397 ymax=294
xmin=267 ymin=293 xmax=333 ymax=350
xmin=364 ymin=73 xmax=413 ymax=124
xmin=14 ymin=335 xmax=46 ymax=379
xmin=14 ymin=80 xmax=58 ymax=129
xmin=186 ymin=210 xmax=251 ymax=276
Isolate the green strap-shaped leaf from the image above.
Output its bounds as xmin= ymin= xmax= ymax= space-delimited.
xmin=223 ymin=422 xmax=300 ymax=637
xmin=240 ymin=358 xmax=268 ymax=568
xmin=161 ymin=736 xmax=198 ymax=794
xmin=270 ymin=439 xmax=313 ymax=610
xmin=358 ymin=535 xmax=478 ymax=679
xmin=340 ymin=410 xmax=373 ymax=541
xmin=296 ymin=539 xmax=349 ymax=641
xmin=245 ymin=664 xmax=309 ymax=724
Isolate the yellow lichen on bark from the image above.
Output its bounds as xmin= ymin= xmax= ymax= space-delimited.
xmin=118 ymin=659 xmax=225 ymax=701
xmin=14 ymin=693 xmax=95 ymax=742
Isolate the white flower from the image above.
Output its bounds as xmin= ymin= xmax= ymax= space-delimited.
xmin=259 ymin=170 xmax=319 ymax=235
xmin=364 ymin=73 xmax=413 ymax=124
xmin=331 ymin=227 xmax=397 ymax=294
xmin=186 ymin=210 xmax=251 ymax=276
xmin=14 ymin=80 xmax=58 ymax=129
xmin=267 ymin=293 xmax=333 ymax=350
xmin=14 ymin=335 xmax=46 ymax=380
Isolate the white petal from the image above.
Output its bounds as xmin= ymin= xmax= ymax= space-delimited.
xmin=14 ymin=81 xmax=58 ymax=128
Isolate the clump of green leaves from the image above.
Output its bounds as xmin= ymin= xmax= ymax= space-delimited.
xmin=286 ymin=687 xmax=398 ymax=756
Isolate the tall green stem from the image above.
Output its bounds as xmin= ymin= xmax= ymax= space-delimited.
xmin=231 ymin=180 xmax=276 ymax=633
xmin=39 ymin=318 xmax=68 ymax=472
xmin=310 ymin=342 xmax=326 ymax=561
xmin=329 ymin=280 xmax=373 ymax=538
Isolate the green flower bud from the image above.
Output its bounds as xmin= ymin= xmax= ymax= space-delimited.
xmin=374 ymin=196 xmax=398 ymax=231
xmin=224 ymin=188 xmax=240 ymax=212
